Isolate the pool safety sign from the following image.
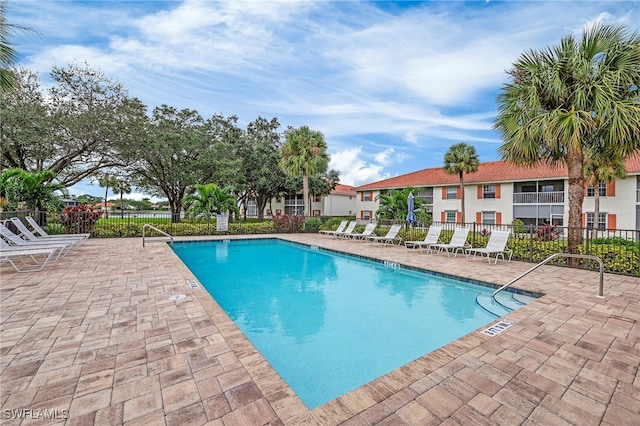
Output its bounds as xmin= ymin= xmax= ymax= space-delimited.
xmin=216 ymin=215 xmax=229 ymax=232
xmin=482 ymin=320 xmax=515 ymax=337
xmin=186 ymin=279 xmax=199 ymax=290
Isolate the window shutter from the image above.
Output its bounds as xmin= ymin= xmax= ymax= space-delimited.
xmin=360 ymin=211 xmax=364 ymax=219
xmin=607 ymin=214 xmax=616 ymax=230
xmin=360 ymin=192 xmax=363 ymax=201
xmin=476 ymin=212 xmax=482 ymax=224
xmin=606 ymin=182 xmax=616 ymax=197
xmin=496 ymin=212 xmax=502 ymax=225
xmin=442 ymin=187 xmax=447 ymax=199
xmin=370 ymin=191 xmax=373 ymax=200
xmin=495 ymin=185 xmax=501 ymax=199
xmin=441 ymin=211 xmax=445 ymax=222
xmin=456 ymin=187 xmax=461 ymax=199
xmin=456 ymin=211 xmax=462 ymax=224
xmin=477 ymin=185 xmax=483 ymax=199
xmin=582 ymin=213 xmax=586 ymax=228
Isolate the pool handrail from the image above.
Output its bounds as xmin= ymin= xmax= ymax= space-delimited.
xmin=142 ymin=224 xmax=174 ymax=247
xmin=492 ymin=253 xmax=604 ymax=300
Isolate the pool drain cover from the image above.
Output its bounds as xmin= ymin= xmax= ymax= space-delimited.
xmin=482 ymin=320 xmax=515 ymax=337
xmin=169 ymin=294 xmax=187 ymax=301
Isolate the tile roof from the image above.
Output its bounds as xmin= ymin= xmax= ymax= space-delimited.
xmin=356 ymin=150 xmax=640 ymax=191
xmin=331 ymin=183 xmax=357 ymax=196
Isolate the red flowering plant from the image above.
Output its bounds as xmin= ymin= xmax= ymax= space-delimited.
xmin=272 ymin=214 xmax=306 ymax=233
xmin=59 ymin=204 xmax=104 ymax=234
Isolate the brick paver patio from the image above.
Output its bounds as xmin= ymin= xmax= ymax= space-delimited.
xmin=1 ymin=235 xmax=638 ymax=425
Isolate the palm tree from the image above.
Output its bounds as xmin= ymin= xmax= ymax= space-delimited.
xmin=184 ymin=183 xmax=239 ymax=220
xmin=0 ymin=168 xmax=63 ymax=216
xmin=443 ymin=142 xmax=479 ymax=223
xmin=279 ymin=126 xmax=329 ymax=217
xmin=495 ymin=23 xmax=640 ymax=255
xmin=97 ymin=174 xmax=119 ymax=219
xmin=0 ymin=1 xmax=39 ymax=93
xmin=583 ymin=146 xmax=626 ymax=238
xmin=113 ymin=178 xmax=132 ymax=219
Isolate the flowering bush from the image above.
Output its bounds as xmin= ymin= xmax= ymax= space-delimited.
xmin=59 ymin=204 xmax=104 ymax=234
xmin=272 ymin=214 xmax=306 ymax=233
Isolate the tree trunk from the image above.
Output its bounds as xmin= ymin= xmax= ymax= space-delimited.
xmin=566 ymin=148 xmax=584 ymax=261
xmin=104 ymin=185 xmax=109 ymax=219
xmin=592 ymin=188 xmax=600 ymax=239
xmin=302 ymin=173 xmax=309 ymax=217
xmin=459 ymin=172 xmax=465 ymax=224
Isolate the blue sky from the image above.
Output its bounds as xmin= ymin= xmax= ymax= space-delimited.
xmin=8 ymin=0 xmax=639 ymax=200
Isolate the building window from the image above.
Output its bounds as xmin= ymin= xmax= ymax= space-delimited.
xmin=445 ymin=211 xmax=457 ymax=223
xmin=587 ymin=180 xmax=606 ymax=197
xmin=446 ymin=187 xmax=457 ymax=200
xmin=275 ymin=209 xmax=282 ymax=215
xmin=482 ymin=185 xmax=496 ymax=199
xmin=313 ymin=209 xmax=321 ymax=217
xmin=314 ymin=195 xmax=321 ymax=202
xmin=586 ymin=212 xmax=606 ymax=230
xmin=362 ymin=210 xmax=372 ymax=220
xmin=482 ymin=211 xmax=496 ymax=225
xmin=363 ymin=192 xmax=372 ymax=201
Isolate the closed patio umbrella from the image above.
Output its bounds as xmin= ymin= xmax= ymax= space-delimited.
xmin=406 ymin=192 xmax=416 ymax=224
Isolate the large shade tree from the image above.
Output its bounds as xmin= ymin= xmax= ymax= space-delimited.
xmin=279 ymin=126 xmax=330 ymax=217
xmin=443 ymin=142 xmax=479 ymax=223
xmin=494 ymin=23 xmax=640 ymax=255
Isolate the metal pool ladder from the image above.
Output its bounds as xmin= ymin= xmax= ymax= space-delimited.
xmin=142 ymin=224 xmax=174 ymax=247
xmin=492 ymin=253 xmax=605 ymax=300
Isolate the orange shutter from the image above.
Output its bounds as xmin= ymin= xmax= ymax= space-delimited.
xmin=606 ymin=182 xmax=616 ymax=197
xmin=584 ymin=181 xmax=588 ymax=196
xmin=477 ymin=185 xmax=483 ymax=199
xmin=607 ymin=214 xmax=616 ymax=230
xmin=456 ymin=187 xmax=461 ymax=199
xmin=582 ymin=213 xmax=586 ymax=228
xmin=496 ymin=212 xmax=502 ymax=225
xmin=360 ymin=192 xmax=363 ymax=201
xmin=360 ymin=211 xmax=364 ymax=219
xmin=495 ymin=185 xmax=501 ymax=199
xmin=442 ymin=187 xmax=447 ymax=199
xmin=441 ymin=211 xmax=445 ymax=222
xmin=456 ymin=212 xmax=462 ymax=224
xmin=476 ymin=212 xmax=482 ymax=223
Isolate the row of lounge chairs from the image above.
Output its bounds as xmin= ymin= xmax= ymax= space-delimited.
xmin=321 ymin=221 xmax=513 ymax=264
xmin=0 ymin=217 xmax=89 ymax=272
xmin=405 ymin=226 xmax=513 ymax=264
xmin=319 ymin=220 xmax=403 ymax=246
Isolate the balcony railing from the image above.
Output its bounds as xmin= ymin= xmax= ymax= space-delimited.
xmin=513 ymin=191 xmax=564 ymax=204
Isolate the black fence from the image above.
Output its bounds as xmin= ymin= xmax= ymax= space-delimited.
xmin=2 ymin=211 xmax=638 ymax=277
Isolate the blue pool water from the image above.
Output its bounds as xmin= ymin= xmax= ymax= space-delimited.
xmin=172 ymin=239 xmax=501 ymax=409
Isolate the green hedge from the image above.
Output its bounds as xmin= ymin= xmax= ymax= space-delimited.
xmin=93 ymin=221 xmax=276 ymax=237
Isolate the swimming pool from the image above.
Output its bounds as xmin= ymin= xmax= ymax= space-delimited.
xmin=172 ymin=239 xmax=512 ymax=409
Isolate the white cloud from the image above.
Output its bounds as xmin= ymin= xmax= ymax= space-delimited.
xmin=330 ymin=146 xmax=391 ymax=187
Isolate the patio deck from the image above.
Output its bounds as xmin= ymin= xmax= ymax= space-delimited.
xmin=0 ymin=235 xmax=638 ymax=425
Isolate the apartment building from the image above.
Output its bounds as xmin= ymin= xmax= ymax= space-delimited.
xmin=354 ymin=154 xmax=640 ymax=231
xmin=245 ymin=183 xmax=357 ymax=218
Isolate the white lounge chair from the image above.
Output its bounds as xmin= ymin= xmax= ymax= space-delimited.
xmin=366 ymin=224 xmax=403 ymax=246
xmin=319 ymin=220 xmax=348 ymax=236
xmin=10 ymin=217 xmax=86 ymax=247
xmin=1 ymin=243 xmax=58 ymax=272
xmin=349 ymin=223 xmax=377 ymax=240
xmin=25 ymin=216 xmax=91 ymax=239
xmin=333 ymin=221 xmax=357 ymax=239
xmin=0 ymin=223 xmax=76 ymax=256
xmin=404 ymin=226 xmax=442 ymax=253
xmin=431 ymin=227 xmax=470 ymax=257
xmin=465 ymin=230 xmax=513 ymax=264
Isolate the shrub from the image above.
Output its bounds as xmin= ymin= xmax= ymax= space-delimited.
xmin=59 ymin=205 xmax=104 ymax=234
xmin=304 ymin=217 xmax=322 ymax=233
xmin=272 ymin=215 xmax=305 ymax=233
xmin=512 ymin=219 xmax=527 ymax=234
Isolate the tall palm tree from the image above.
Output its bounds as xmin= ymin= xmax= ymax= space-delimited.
xmin=0 ymin=0 xmax=39 ymax=93
xmin=443 ymin=142 xmax=479 ymax=223
xmin=494 ymin=23 xmax=640 ymax=255
xmin=113 ymin=178 xmax=132 ymax=219
xmin=279 ymin=126 xmax=329 ymax=217
xmin=583 ymin=146 xmax=626 ymax=238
